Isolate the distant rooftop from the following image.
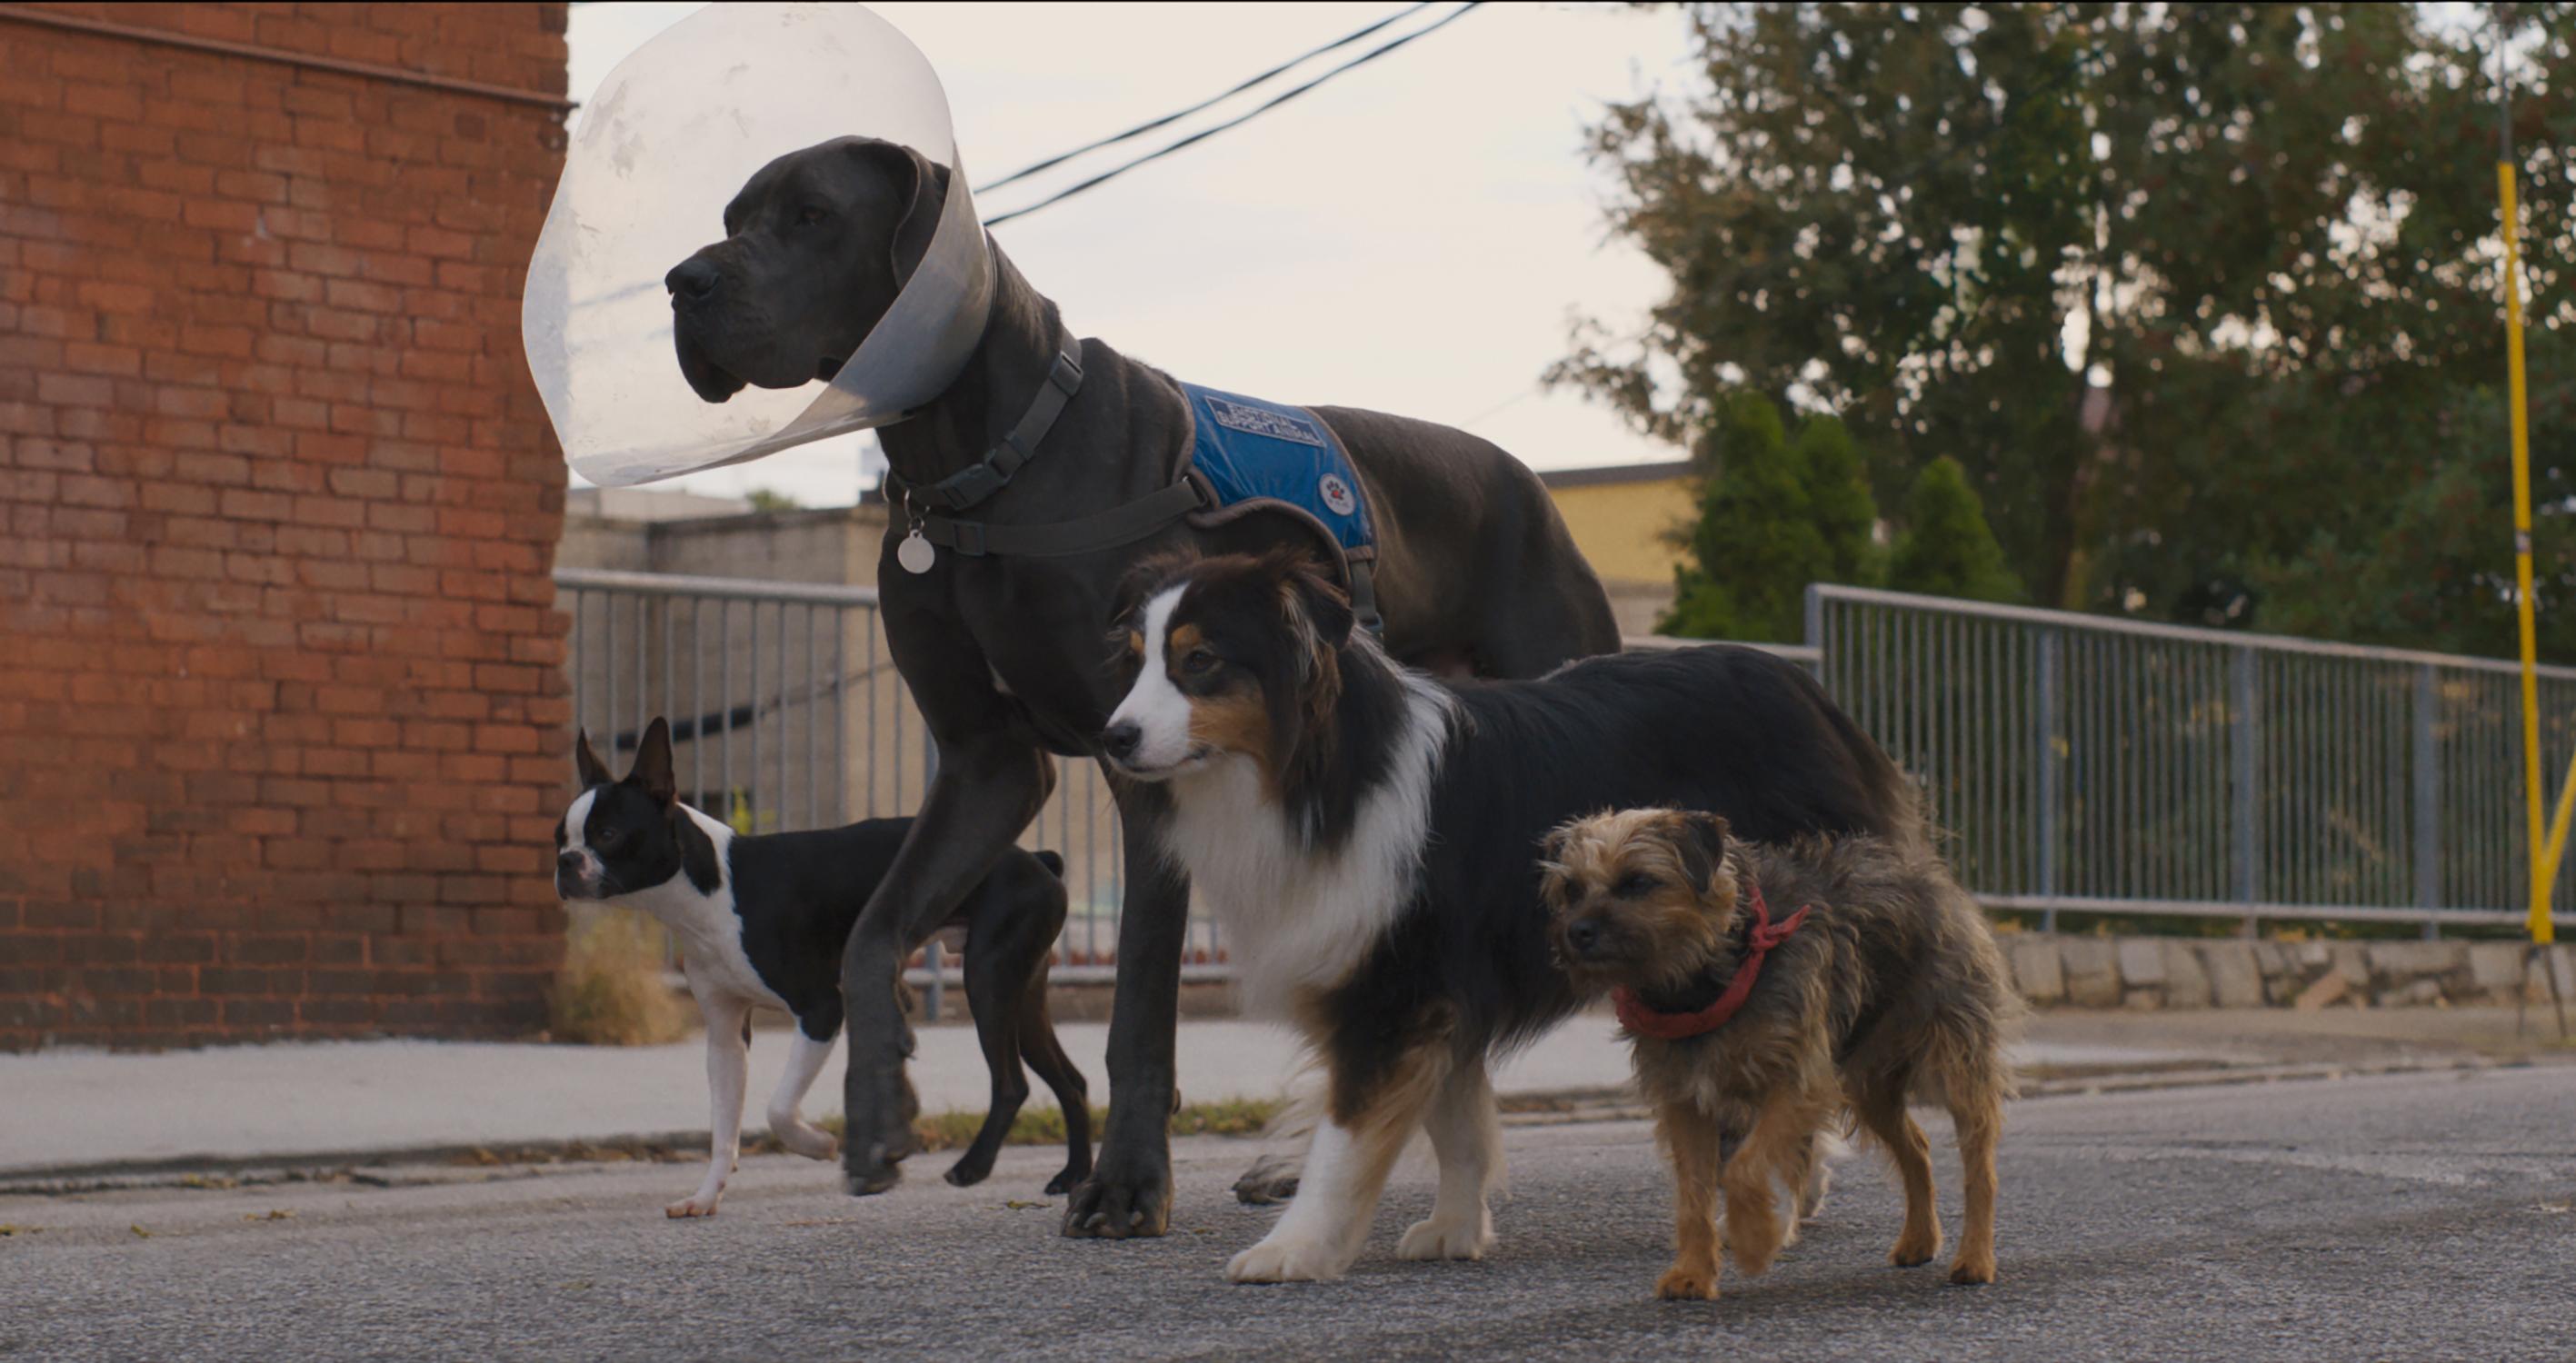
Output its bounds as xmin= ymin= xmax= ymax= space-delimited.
xmin=564 ymin=487 xmax=754 ymax=522
xmin=1536 ymin=459 xmax=1692 ymax=490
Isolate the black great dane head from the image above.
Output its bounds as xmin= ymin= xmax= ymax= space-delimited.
xmin=663 ymin=135 xmax=949 ymax=403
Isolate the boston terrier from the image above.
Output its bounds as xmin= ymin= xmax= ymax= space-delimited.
xmin=554 ymin=717 xmax=1090 ymax=1217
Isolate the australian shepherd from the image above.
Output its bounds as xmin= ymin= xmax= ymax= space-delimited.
xmin=1098 ymin=548 xmax=1918 ymax=1283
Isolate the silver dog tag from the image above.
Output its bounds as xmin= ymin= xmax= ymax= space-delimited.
xmin=897 ymin=529 xmax=936 ymax=575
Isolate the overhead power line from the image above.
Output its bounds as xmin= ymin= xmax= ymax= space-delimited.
xmin=974 ymin=2 xmax=1436 ymax=195
xmin=983 ymin=3 xmax=1485 ymax=228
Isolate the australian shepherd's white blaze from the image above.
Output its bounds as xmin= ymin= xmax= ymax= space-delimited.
xmin=1101 ymin=549 xmax=1918 ymax=1283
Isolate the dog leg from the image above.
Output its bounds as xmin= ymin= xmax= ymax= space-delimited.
xmin=840 ymin=735 xmax=1051 ymax=1199
xmin=945 ymin=935 xmax=1032 ymax=1189
xmin=1718 ymin=1091 xmax=1818 ymax=1278
xmin=1227 ymin=1052 xmax=1445 ymax=1284
xmin=672 ymin=999 xmax=752 ymax=1218
xmin=1856 ymin=1090 xmax=1942 ymax=1268
xmin=1015 ymin=980 xmax=1093 ymax=1196
xmin=1947 ymin=1093 xmax=2002 ymax=1286
xmin=1395 ymin=1057 xmax=1499 ymax=1262
xmin=1652 ymin=1101 xmax=1725 ymax=1301
xmin=1795 ymin=1129 xmax=1841 ymax=1224
xmin=764 ymin=1029 xmax=841 ymax=1162
xmin=1065 ymin=787 xmax=1185 ymax=1239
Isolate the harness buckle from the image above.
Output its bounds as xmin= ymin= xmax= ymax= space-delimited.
xmin=937 ymin=460 xmax=1008 ymax=509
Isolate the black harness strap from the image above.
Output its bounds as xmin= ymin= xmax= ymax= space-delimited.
xmin=1348 ymin=560 xmax=1383 ymax=636
xmin=881 ymin=320 xmax=1209 ymax=561
xmin=918 ymin=477 xmax=1205 ymax=558
xmin=881 ymin=323 xmax=1084 ymax=514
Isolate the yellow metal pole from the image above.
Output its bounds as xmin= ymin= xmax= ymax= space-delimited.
xmin=2540 ymin=742 xmax=2576 ymax=891
xmin=2502 ymin=159 xmax=2554 ymax=946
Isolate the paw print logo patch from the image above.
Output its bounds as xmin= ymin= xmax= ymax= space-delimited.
xmin=1318 ymin=473 xmax=1357 ymax=518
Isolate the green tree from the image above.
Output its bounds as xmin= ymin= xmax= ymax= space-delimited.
xmin=1660 ymin=392 xmax=1830 ymax=642
xmin=1660 ymin=393 xmax=1889 ymax=641
xmin=1794 ymin=414 xmax=1882 ymax=589
xmin=1888 ymin=457 xmax=2023 ymax=602
xmin=1556 ymin=3 xmax=2576 ymax=657
xmin=2246 ymin=377 xmax=2576 ymax=659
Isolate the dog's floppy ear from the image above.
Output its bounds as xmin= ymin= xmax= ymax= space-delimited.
xmin=1111 ymin=551 xmax=1195 ymax=630
xmin=1670 ymin=810 xmax=1732 ymax=892
xmin=574 ymin=728 xmax=614 ymax=790
xmin=624 ymin=717 xmax=677 ymax=808
xmin=1533 ymin=820 xmax=1583 ymax=908
xmin=842 ymin=138 xmax=949 ymax=288
xmin=1104 ymin=551 xmax=1197 ymax=668
xmin=1265 ymin=547 xmax=1354 ymax=654
xmin=1536 ymin=818 xmax=1580 ymax=868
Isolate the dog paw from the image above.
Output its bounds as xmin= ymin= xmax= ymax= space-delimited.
xmin=942 ymin=1159 xmax=993 ymax=1189
xmin=1061 ymin=1163 xmax=1171 ymax=1239
xmin=664 ymin=1194 xmax=721 ymax=1219
xmin=841 ymin=1160 xmax=903 ymax=1198
xmin=1231 ymin=1154 xmax=1303 ymax=1207
xmin=1225 ymin=1235 xmax=1350 ymax=1284
xmin=1655 ymin=1264 xmax=1720 ymax=1301
xmin=1043 ymin=1166 xmax=1086 ymax=1197
xmin=1725 ymin=1217 xmax=1784 ymax=1277
xmin=1729 ymin=1242 xmax=1780 ymax=1278
xmin=775 ymin=1125 xmax=838 ymax=1162
xmin=1394 ymin=1215 xmax=1493 ymax=1262
xmin=837 ymin=1074 xmax=921 ymax=1199
xmin=841 ymin=1139 xmax=912 ymax=1197
xmin=1890 ymin=1231 xmax=1942 ymax=1268
xmin=1948 ymin=1255 xmax=1996 ymax=1286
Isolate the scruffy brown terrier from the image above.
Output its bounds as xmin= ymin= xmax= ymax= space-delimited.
xmin=1540 ymin=808 xmax=2016 ymax=1300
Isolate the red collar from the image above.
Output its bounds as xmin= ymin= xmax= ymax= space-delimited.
xmin=1612 ymin=881 xmax=1812 ymax=1041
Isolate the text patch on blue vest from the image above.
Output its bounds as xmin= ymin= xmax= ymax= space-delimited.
xmin=1181 ymin=382 xmax=1375 ymax=558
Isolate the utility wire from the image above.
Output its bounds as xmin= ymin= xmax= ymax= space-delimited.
xmin=984 ymin=3 xmax=1484 ymax=228
xmin=974 ymin=2 xmax=1435 ymax=195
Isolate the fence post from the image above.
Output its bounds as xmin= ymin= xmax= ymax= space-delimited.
xmin=2415 ymin=663 xmax=2441 ymax=940
xmin=2035 ymin=627 xmax=2060 ymax=933
xmin=2232 ymin=645 xmax=2260 ymax=937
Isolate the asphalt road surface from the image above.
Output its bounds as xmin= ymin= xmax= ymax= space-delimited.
xmin=5 ymin=1065 xmax=2571 ymax=1361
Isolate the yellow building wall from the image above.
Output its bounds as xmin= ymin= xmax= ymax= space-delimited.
xmin=1543 ymin=475 xmax=1697 ymax=588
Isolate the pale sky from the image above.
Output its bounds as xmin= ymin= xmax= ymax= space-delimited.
xmin=561 ymin=1 xmax=1697 ymax=506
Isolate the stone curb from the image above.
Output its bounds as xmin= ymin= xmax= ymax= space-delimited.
xmin=2002 ymin=935 xmax=2575 ymax=1011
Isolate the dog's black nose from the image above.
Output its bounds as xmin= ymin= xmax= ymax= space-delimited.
xmin=665 ymin=258 xmax=721 ymax=302
xmin=1564 ymin=918 xmax=1602 ymax=954
xmin=1102 ymin=721 xmax=1142 ymax=763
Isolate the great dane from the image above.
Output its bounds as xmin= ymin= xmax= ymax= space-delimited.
xmin=665 ymin=136 xmax=1621 ymax=1238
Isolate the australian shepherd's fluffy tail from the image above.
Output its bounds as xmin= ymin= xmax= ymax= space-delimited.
xmin=1099 ymin=547 xmax=1922 ymax=1283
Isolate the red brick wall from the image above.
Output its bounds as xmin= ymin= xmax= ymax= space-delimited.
xmin=0 ymin=4 xmax=574 ymax=1049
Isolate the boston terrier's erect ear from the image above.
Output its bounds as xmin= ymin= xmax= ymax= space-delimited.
xmin=574 ymin=728 xmax=614 ymax=790
xmin=625 ymin=716 xmax=678 ymax=807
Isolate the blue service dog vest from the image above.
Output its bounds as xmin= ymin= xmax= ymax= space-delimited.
xmin=879 ymin=362 xmax=1382 ymax=632
xmin=1177 ymin=383 xmax=1379 ymax=611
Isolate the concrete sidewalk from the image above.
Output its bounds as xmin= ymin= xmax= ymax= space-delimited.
xmin=4 ymin=1005 xmax=2546 ymax=1179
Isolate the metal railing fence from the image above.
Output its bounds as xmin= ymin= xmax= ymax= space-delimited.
xmin=556 ymin=568 xmax=2571 ymax=980
xmin=1811 ymin=584 xmax=2576 ymax=932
